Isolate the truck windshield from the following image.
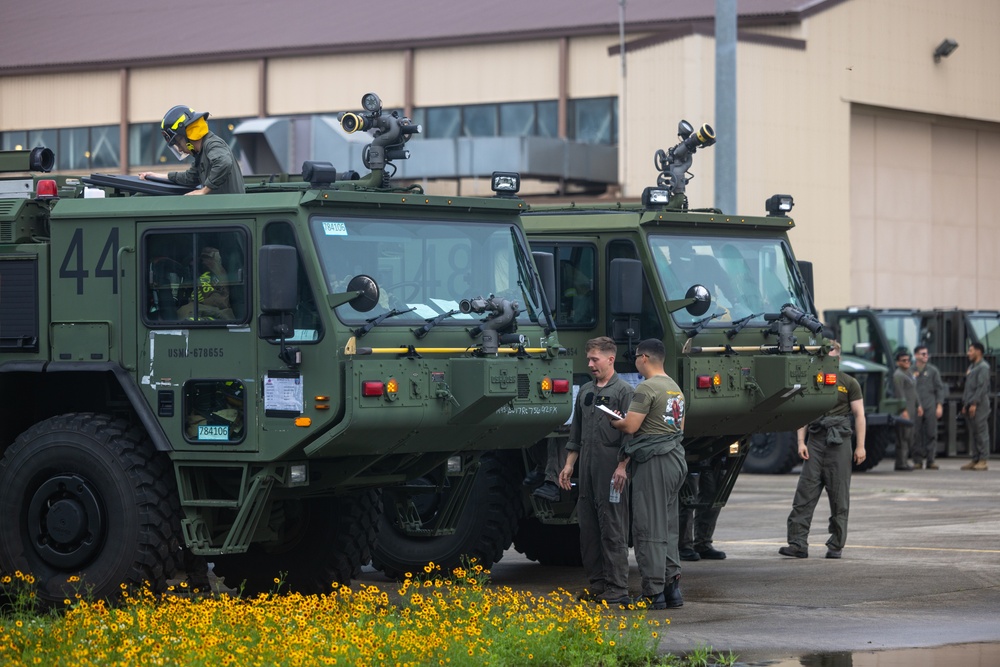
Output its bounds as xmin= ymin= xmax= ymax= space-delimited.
xmin=310 ymin=216 xmax=544 ymax=327
xmin=876 ymin=313 xmax=922 ymax=355
xmin=647 ymin=233 xmax=810 ymax=328
xmin=966 ymin=314 xmax=1000 ymax=353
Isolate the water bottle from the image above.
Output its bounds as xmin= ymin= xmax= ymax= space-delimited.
xmin=609 ymin=478 xmax=621 ymax=504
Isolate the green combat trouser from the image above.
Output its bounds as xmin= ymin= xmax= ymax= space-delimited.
xmin=630 ymin=446 xmax=687 ymax=596
xmin=678 ymin=469 xmax=722 ymax=553
xmin=967 ymin=406 xmax=991 ymax=462
xmin=577 ymin=443 xmax=630 ymax=596
xmin=787 ymin=430 xmax=853 ymax=551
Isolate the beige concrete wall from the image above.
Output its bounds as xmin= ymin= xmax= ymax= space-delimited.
xmin=622 ymin=35 xmax=717 ymax=205
xmin=129 ymin=61 xmax=260 ymax=123
xmin=837 ymin=0 xmax=1000 ymax=123
xmin=851 ymin=108 xmax=1000 ymax=310
xmin=567 ymin=35 xmax=625 ymax=99
xmin=413 ymin=40 xmax=560 ymax=106
xmin=268 ymin=53 xmax=407 ymax=115
xmin=0 ymin=72 xmax=121 ymax=130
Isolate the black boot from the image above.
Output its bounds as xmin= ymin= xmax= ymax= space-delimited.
xmin=664 ymin=574 xmax=683 ymax=608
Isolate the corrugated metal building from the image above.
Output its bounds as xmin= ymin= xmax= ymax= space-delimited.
xmin=1 ymin=0 xmax=998 ymax=311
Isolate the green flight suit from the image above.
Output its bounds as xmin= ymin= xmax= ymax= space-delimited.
xmin=566 ymin=373 xmax=634 ymax=597
xmin=168 ymin=131 xmax=245 ymax=194
xmin=912 ymin=361 xmax=946 ymax=465
xmin=786 ymin=373 xmax=862 ymax=552
xmin=962 ymin=358 xmax=991 ymax=462
xmin=621 ymin=374 xmax=687 ymax=597
xmin=893 ymin=366 xmax=918 ymax=467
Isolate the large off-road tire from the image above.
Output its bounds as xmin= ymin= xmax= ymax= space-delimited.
xmin=372 ymin=453 xmax=521 ymax=579
xmin=212 ymin=489 xmax=380 ymax=595
xmin=0 ymin=413 xmax=183 ymax=606
xmin=744 ymin=431 xmax=801 ymax=474
xmin=853 ymin=426 xmax=892 ymax=472
xmin=512 ymin=517 xmax=582 ymax=566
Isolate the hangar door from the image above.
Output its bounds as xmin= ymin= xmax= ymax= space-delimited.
xmin=850 ymin=107 xmax=1000 ymax=309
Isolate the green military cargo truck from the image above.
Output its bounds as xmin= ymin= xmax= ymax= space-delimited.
xmin=0 ymin=96 xmax=572 ymax=604
xmin=370 ymin=121 xmax=842 ymax=571
xmin=874 ymin=308 xmax=1000 ymax=457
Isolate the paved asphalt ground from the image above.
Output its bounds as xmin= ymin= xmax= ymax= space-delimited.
xmin=366 ymin=455 xmax=1000 ymax=663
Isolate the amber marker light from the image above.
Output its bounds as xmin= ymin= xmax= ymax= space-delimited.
xmin=295 ymin=417 xmax=312 ymax=427
xmin=385 ymin=378 xmax=399 ymax=401
xmin=713 ymin=373 xmax=722 ymax=388
xmin=539 ymin=377 xmax=552 ymax=397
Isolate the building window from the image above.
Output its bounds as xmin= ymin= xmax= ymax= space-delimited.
xmin=568 ymin=97 xmax=618 ymax=145
xmin=424 ymin=107 xmax=461 ymax=139
xmin=0 ymin=127 xmax=121 ymax=171
xmin=414 ymin=98 xmax=614 ymax=144
xmin=463 ymin=104 xmax=498 ymax=137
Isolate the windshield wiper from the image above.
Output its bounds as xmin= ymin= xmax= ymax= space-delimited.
xmin=725 ymin=312 xmax=764 ymax=339
xmin=510 ymin=228 xmax=544 ymax=327
xmin=354 ymin=307 xmax=416 ymax=338
xmin=686 ymin=311 xmax=726 ymax=339
xmin=412 ymin=309 xmax=459 ymax=339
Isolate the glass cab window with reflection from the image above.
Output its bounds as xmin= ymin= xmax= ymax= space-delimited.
xmin=648 ymin=234 xmax=810 ymax=330
xmin=144 ymin=229 xmax=248 ymax=326
xmin=184 ymin=379 xmax=245 ymax=443
xmin=309 ymin=216 xmax=545 ymax=330
xmin=263 ymin=222 xmax=322 ymax=342
xmin=529 ymin=243 xmax=597 ymax=328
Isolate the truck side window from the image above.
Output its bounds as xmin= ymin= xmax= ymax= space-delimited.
xmin=608 ymin=240 xmax=664 ymax=341
xmin=530 ymin=243 xmax=597 ymax=328
xmin=184 ymin=379 xmax=245 ymax=443
xmin=263 ymin=221 xmax=321 ymax=342
xmin=144 ymin=229 xmax=248 ymax=326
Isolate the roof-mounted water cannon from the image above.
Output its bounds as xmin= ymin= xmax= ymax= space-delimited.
xmin=340 ymin=92 xmax=421 ymax=188
xmin=764 ymin=303 xmax=826 ymax=353
xmin=460 ymin=295 xmax=521 ymax=355
xmin=643 ymin=120 xmax=716 ymax=209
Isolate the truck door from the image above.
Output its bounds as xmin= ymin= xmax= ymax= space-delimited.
xmin=137 ymin=223 xmax=256 ymax=451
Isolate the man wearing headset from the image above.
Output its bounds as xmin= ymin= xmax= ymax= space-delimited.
xmin=139 ymin=105 xmax=245 ymax=195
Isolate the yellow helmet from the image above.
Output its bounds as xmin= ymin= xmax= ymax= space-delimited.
xmin=161 ymin=105 xmax=209 ymax=150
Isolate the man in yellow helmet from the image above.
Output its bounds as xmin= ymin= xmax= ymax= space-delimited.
xmin=139 ymin=105 xmax=245 ymax=195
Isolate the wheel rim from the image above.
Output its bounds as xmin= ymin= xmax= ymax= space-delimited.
xmin=26 ymin=473 xmax=105 ymax=570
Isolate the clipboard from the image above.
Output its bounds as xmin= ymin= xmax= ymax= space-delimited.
xmin=597 ymin=404 xmax=623 ymax=420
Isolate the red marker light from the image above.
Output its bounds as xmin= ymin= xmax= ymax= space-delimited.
xmin=362 ymin=381 xmax=385 ymax=397
xmin=696 ymin=375 xmax=712 ymax=389
xmin=824 ymin=373 xmax=838 ymax=385
xmin=552 ymin=379 xmax=571 ymax=394
xmin=36 ymin=180 xmax=58 ymax=198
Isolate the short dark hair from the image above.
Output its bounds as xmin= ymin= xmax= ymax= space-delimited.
xmin=971 ymin=342 xmax=985 ymax=355
xmin=585 ymin=336 xmax=617 ymax=355
xmin=895 ymin=349 xmax=911 ymax=362
xmin=914 ymin=345 xmax=928 ymax=355
xmin=636 ymin=338 xmax=665 ymax=363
